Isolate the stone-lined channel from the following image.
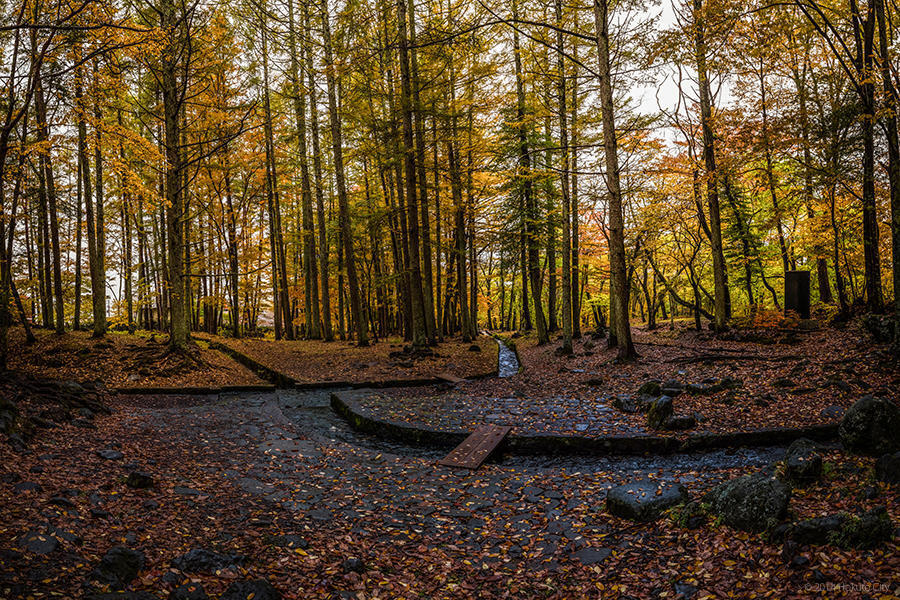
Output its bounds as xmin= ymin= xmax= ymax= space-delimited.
xmin=226 ymin=387 xmax=788 ymax=477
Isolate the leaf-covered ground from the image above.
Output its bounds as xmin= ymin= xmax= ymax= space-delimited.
xmin=2 ymin=382 xmax=898 ymax=599
xmin=9 ymin=329 xmax=266 ymax=390
xmin=358 ymin=325 xmax=898 ymax=436
xmin=192 ymin=333 xmax=498 ymax=384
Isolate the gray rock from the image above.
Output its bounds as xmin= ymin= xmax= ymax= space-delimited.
xmin=782 ymin=438 xmax=822 ymax=486
xmin=97 ymin=449 xmax=124 ymax=460
xmin=706 ymin=473 xmax=790 ymax=533
xmin=342 ymin=557 xmax=366 ymax=573
xmin=221 ymin=580 xmax=281 ymax=600
xmin=571 ymin=547 xmax=611 ymax=565
xmin=91 ymin=546 xmax=145 ymax=590
xmin=686 ymin=377 xmax=742 ymax=395
xmin=647 ymin=396 xmax=673 ymax=429
xmin=788 ymin=507 xmax=893 ymax=549
xmin=788 ymin=514 xmax=846 ymax=546
xmin=664 ymin=415 xmax=696 ymax=431
xmin=875 ymin=452 xmax=900 ymax=484
xmin=636 ymin=381 xmax=661 ymax=397
xmin=611 ymin=394 xmax=652 ymax=414
xmin=660 ymin=380 xmax=684 ymax=397
xmin=606 ymin=479 xmax=689 ymax=522
xmin=125 ymin=471 xmax=154 ymax=489
xmin=839 ymin=395 xmax=900 ymax=456
xmin=18 ymin=529 xmax=58 ymax=554
xmin=171 ymin=548 xmax=246 ymax=574
xmin=13 ymin=481 xmax=42 ymax=494
xmin=270 ymin=534 xmax=308 ymax=550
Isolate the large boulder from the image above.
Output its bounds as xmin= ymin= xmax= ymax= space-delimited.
xmin=606 ymin=479 xmax=689 ymax=522
xmin=787 ymin=507 xmax=893 ymax=549
xmin=90 ymin=547 xmax=145 ymax=590
xmin=875 ymin=452 xmax=900 ymax=485
xmin=839 ymin=396 xmax=900 ymax=456
xmin=706 ymin=473 xmax=790 ymax=533
xmin=781 ymin=438 xmax=823 ymax=486
xmin=647 ymin=397 xmax=674 ymax=429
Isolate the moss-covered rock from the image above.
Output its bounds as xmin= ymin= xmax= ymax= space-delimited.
xmin=781 ymin=438 xmax=823 ymax=487
xmin=705 ymin=473 xmax=790 ymax=533
xmin=839 ymin=395 xmax=900 ymax=456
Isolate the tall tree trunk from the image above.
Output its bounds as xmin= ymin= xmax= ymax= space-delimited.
xmin=512 ymin=0 xmax=548 ymax=344
xmin=33 ymin=60 xmax=63 ymax=333
xmin=161 ymin=0 xmax=188 ymax=349
xmin=398 ymin=0 xmax=427 ymax=346
xmin=594 ymin=0 xmax=635 ymax=359
xmin=570 ymin=15 xmax=581 ymax=339
xmin=693 ymin=0 xmax=728 ymax=330
xmin=74 ymin=140 xmax=83 ymax=330
xmin=407 ymin=0 xmax=437 ymax=344
xmin=556 ymin=0 xmax=573 ymax=355
xmin=260 ymin=16 xmax=293 ymax=339
xmin=852 ymin=0 xmax=883 ymax=311
xmin=759 ymin=68 xmax=789 ymax=276
xmin=321 ymin=0 xmax=368 ymax=345
xmin=288 ymin=0 xmax=321 ymax=339
xmin=875 ymin=0 xmax=900 ymax=313
xmin=305 ymin=3 xmax=333 ymax=341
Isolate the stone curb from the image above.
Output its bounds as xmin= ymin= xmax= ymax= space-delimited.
xmin=330 ymin=389 xmax=840 ymax=456
xmin=114 ymin=384 xmax=277 ymax=396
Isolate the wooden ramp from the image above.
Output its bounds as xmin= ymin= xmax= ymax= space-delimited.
xmin=436 ymin=372 xmax=467 ymax=385
xmin=437 ymin=425 xmax=511 ymax=469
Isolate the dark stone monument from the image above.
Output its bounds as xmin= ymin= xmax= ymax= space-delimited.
xmin=784 ymin=270 xmax=810 ymax=319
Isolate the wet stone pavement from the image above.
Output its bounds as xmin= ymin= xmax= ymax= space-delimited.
xmin=141 ymin=388 xmax=785 ymax=571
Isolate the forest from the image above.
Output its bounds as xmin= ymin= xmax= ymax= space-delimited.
xmin=2 ymin=0 xmax=899 ymax=598
xmin=3 ymin=0 xmax=898 ymax=362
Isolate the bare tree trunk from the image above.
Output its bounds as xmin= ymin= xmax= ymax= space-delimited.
xmin=556 ymin=0 xmax=573 ymax=355
xmin=33 ymin=58 xmax=63 ymax=333
xmin=512 ymin=0 xmax=548 ymax=344
xmin=875 ymin=0 xmax=900 ymax=313
xmin=288 ymin=0 xmax=321 ymax=339
xmin=160 ymin=0 xmax=188 ymax=349
xmin=398 ymin=0 xmax=427 ymax=346
xmin=594 ymin=0 xmax=635 ymax=359
xmin=321 ymin=0 xmax=368 ymax=345
xmin=693 ymin=0 xmax=728 ymax=330
xmin=407 ymin=0 xmax=437 ymax=344
xmin=305 ymin=2 xmax=333 ymax=341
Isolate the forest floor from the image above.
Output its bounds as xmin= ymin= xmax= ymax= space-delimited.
xmin=1 ymin=323 xmax=898 ymax=599
xmin=8 ymin=329 xmax=498 ymax=390
xmin=8 ymin=328 xmax=266 ymax=390
xmin=191 ymin=332 xmax=498 ymax=384
xmin=0 ymin=376 xmax=897 ymax=598
xmin=360 ymin=323 xmax=899 ymax=436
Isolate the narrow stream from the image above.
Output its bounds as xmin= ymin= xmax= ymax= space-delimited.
xmin=496 ymin=338 xmax=520 ymax=378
